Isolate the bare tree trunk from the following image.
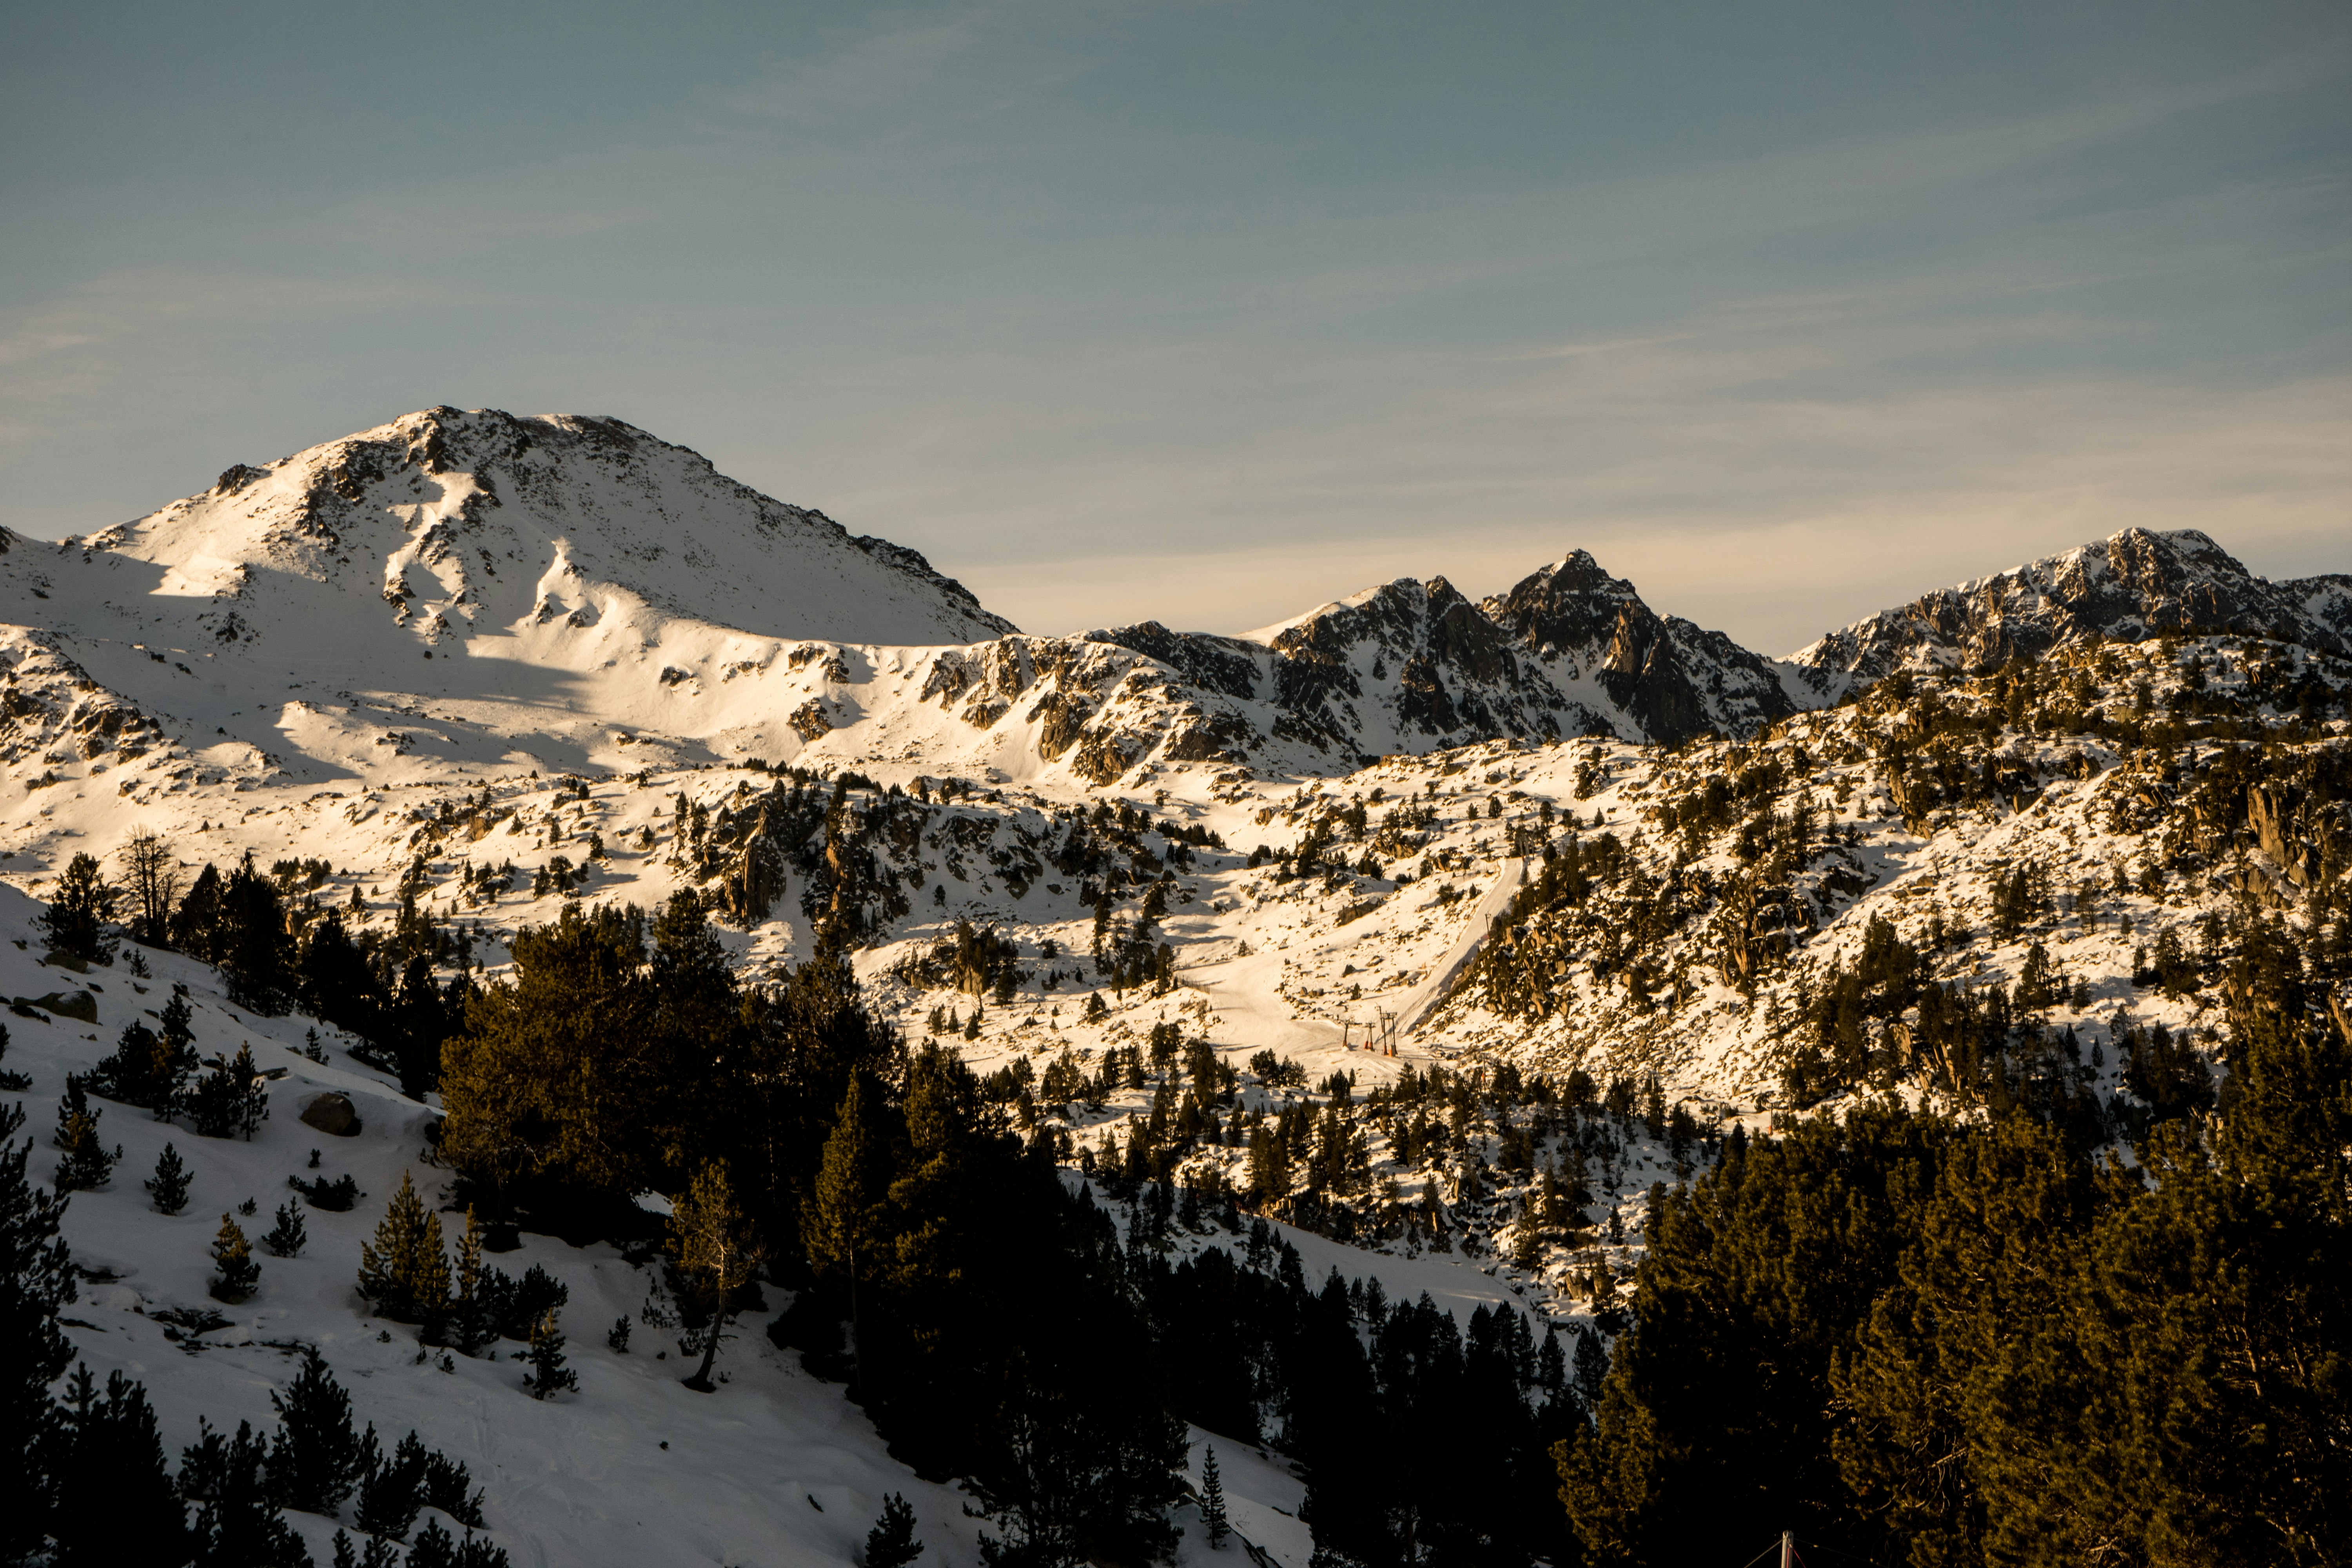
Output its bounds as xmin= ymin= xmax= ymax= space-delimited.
xmin=684 ymin=1307 xmax=731 ymax=1392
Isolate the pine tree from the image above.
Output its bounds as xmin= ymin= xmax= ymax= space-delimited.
xmin=48 ymin=1074 xmax=85 ymax=1147
xmin=92 ymin=1019 xmax=172 ymax=1108
xmin=0 ymin=1103 xmax=75 ymax=1564
xmin=216 ymin=853 xmax=296 ymax=1014
xmin=233 ymin=1042 xmax=270 ymax=1138
xmin=1572 ymin=1327 xmax=1606 ymax=1406
xmin=357 ymin=1171 xmax=449 ymax=1323
xmin=186 ymin=1053 xmax=254 ymax=1140
xmin=38 ymin=851 xmax=120 ymax=966
xmin=147 ymin=1142 xmax=192 ymax=1214
xmin=523 ymin=1308 xmax=576 ymax=1399
xmin=406 ymin=1519 xmax=456 ymax=1568
xmin=155 ymin=987 xmax=198 ymax=1121
xmin=181 ymin=1417 xmax=309 ymax=1568
xmin=42 ymin=1362 xmax=191 ymax=1566
xmin=263 ymin=1197 xmax=308 ymax=1257
xmin=52 ymin=1106 xmax=120 ymax=1193
xmin=453 ymin=1205 xmax=484 ymax=1304
xmin=1200 ymin=1446 xmax=1231 ymax=1549
xmin=421 ymin=1449 xmax=485 ymax=1528
xmin=864 ymin=1492 xmax=923 ymax=1568
xmin=442 ymin=1206 xmax=494 ymax=1353
xmin=354 ymin=1428 xmax=426 ymax=1541
xmin=804 ymin=1078 xmax=886 ymax=1275
xmin=436 ymin=902 xmax=663 ymax=1206
xmin=332 ymin=1530 xmax=402 ymax=1568
xmin=670 ymin=1161 xmax=764 ymax=1392
xmin=211 ymin=1213 xmax=260 ymax=1301
xmin=265 ymin=1347 xmax=363 ymax=1513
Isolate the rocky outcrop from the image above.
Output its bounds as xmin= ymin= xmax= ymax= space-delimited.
xmin=1085 ymin=550 xmax=1807 ymax=753
xmin=1790 ymin=528 xmax=2352 ymax=679
xmin=1482 ymin=552 xmax=1800 ymax=744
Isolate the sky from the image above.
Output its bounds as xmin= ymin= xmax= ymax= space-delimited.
xmin=2 ymin=0 xmax=2345 ymax=653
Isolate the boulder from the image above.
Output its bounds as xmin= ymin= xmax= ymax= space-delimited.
xmin=299 ymin=1092 xmax=359 ymax=1136
xmin=17 ymin=990 xmax=97 ymax=1023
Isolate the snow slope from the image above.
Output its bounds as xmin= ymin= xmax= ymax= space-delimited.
xmin=2 ymin=866 xmax=1534 ymax=1568
xmin=0 ymin=884 xmax=991 ymax=1568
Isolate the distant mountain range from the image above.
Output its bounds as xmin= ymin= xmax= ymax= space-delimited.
xmin=4 ymin=405 xmax=2342 ymax=800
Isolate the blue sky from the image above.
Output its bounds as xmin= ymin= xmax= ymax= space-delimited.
xmin=3 ymin=1 xmax=2345 ymax=649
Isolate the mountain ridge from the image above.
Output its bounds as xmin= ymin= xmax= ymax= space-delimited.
xmin=0 ymin=411 xmax=2342 ymax=827
xmin=1788 ymin=525 xmax=2352 ymax=679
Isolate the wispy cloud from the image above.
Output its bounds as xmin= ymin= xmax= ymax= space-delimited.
xmin=0 ymin=8 xmax=2341 ymax=650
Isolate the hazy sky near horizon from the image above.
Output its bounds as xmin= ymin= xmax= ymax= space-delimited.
xmin=4 ymin=2 xmax=2345 ymax=652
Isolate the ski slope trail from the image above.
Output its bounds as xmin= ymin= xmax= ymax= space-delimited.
xmin=1399 ymin=858 xmax=1524 ymax=1040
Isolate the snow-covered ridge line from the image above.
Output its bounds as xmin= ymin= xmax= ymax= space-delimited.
xmin=1788 ymin=526 xmax=2352 ymax=679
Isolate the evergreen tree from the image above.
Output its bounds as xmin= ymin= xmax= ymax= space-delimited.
xmin=1572 ymin=1327 xmax=1606 ymax=1407
xmin=45 ymin=1365 xmax=192 ymax=1566
xmin=356 ymin=1171 xmax=449 ymax=1323
xmin=296 ymin=912 xmax=388 ymax=1047
xmin=181 ymin=1418 xmax=310 ymax=1568
xmin=2 ymin=1103 xmax=76 ymax=1564
xmin=37 ymin=852 xmax=120 ymax=967
xmin=523 ymin=1308 xmax=577 ymax=1399
xmin=420 ymin=1449 xmax=485 ymax=1528
xmin=331 ymin=1530 xmax=401 ymax=1568
xmin=1200 ymin=1446 xmax=1230 ymax=1549
xmin=91 ymin=1018 xmax=180 ymax=1110
xmin=185 ymin=1044 xmax=269 ymax=1140
xmin=393 ymin=955 xmax=446 ymax=1102
xmin=147 ymin=1142 xmax=193 ymax=1214
xmin=441 ymin=1205 xmax=490 ymax=1350
xmin=406 ymin=1519 xmax=456 ymax=1568
xmin=217 ymin=854 xmax=297 ymax=1013
xmin=263 ymin=1197 xmax=308 ymax=1257
xmin=353 ymin=1427 xmax=426 ymax=1541
xmin=52 ymin=1090 xmax=120 ymax=1193
xmin=211 ymin=1213 xmax=260 ymax=1302
xmin=437 ymin=903 xmax=662 ymax=1207
xmin=863 ymin=1492 xmax=923 ymax=1568
xmin=156 ymin=987 xmax=199 ymax=1120
xmin=670 ymin=1161 xmax=763 ymax=1392
xmin=233 ymin=1043 xmax=270 ymax=1138
xmin=170 ymin=864 xmax=228 ymax=962
xmin=265 ymin=1348 xmax=363 ymax=1514
xmin=803 ymin=1077 xmax=886 ymax=1276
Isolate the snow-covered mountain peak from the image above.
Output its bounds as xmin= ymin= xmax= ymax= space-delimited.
xmin=1790 ymin=524 xmax=2352 ymax=679
xmin=82 ymin=405 xmax=1016 ymax=650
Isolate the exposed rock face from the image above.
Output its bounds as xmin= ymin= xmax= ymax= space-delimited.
xmin=1790 ymin=528 xmax=2352 ymax=680
xmin=1480 ymin=551 xmax=1800 ymax=744
xmin=1085 ymin=550 xmax=1805 ymax=753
